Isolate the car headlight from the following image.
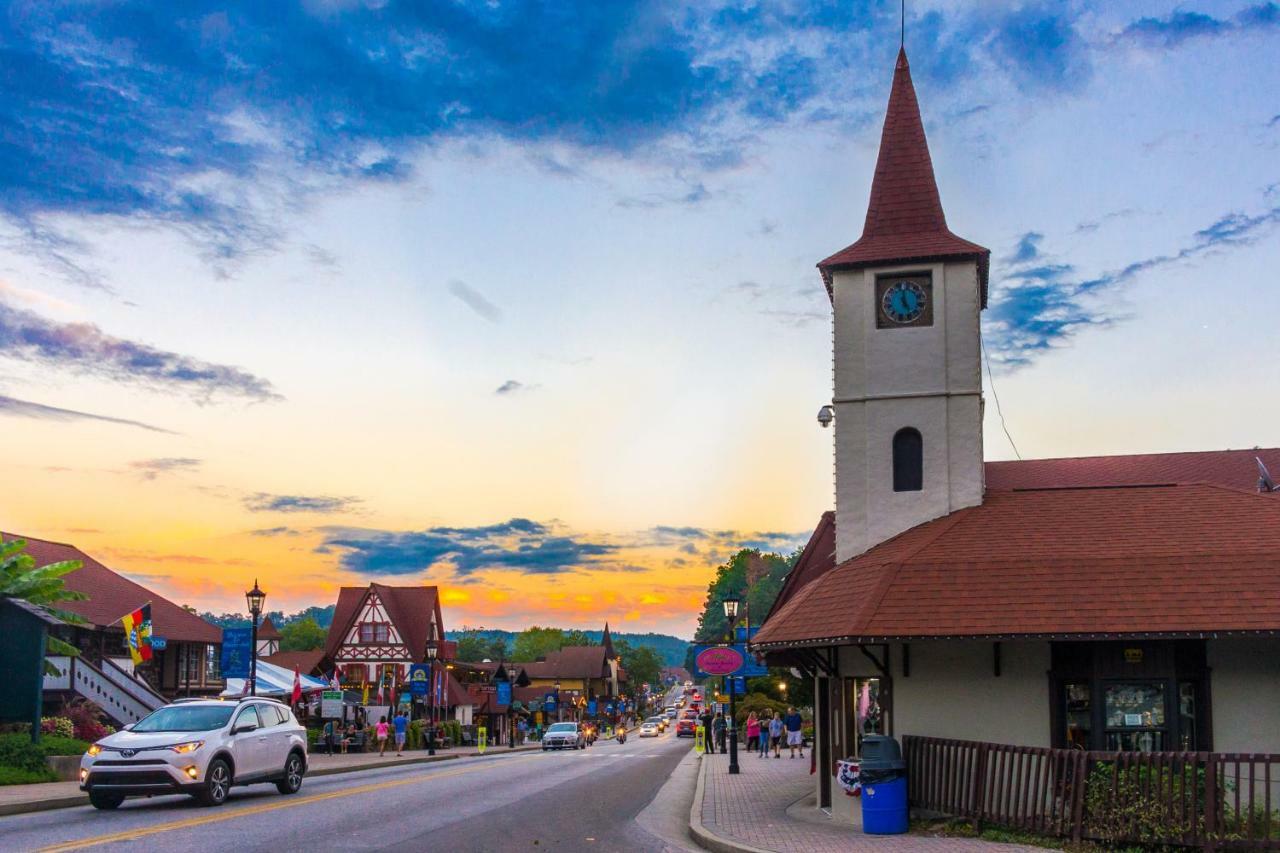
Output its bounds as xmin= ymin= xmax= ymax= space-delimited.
xmin=169 ymin=741 xmax=204 ymax=754
xmin=86 ymin=744 xmax=102 ymax=757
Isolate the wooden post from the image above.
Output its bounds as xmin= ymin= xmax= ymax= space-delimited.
xmin=1069 ymin=751 xmax=1087 ymax=844
xmin=1204 ymin=752 xmax=1218 ymax=853
xmin=971 ymin=740 xmax=989 ymax=833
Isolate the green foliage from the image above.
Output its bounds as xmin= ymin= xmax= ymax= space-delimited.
xmin=454 ymin=628 xmax=510 ymax=662
xmin=732 ymin=692 xmax=788 ymax=725
xmin=692 ymin=549 xmax=793 ymax=643
xmin=613 ymin=639 xmax=662 ymax=692
xmin=1083 ymin=760 xmax=1206 ymax=846
xmin=511 ymin=626 xmax=572 ymax=662
xmin=0 ymin=766 xmax=56 ymax=785
xmin=41 ymin=717 xmax=74 ymax=739
xmin=0 ymin=538 xmax=88 ymax=674
xmin=0 ymin=734 xmax=52 ymax=773
xmin=280 ymin=616 xmax=327 ymax=651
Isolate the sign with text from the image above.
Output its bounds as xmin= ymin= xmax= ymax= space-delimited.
xmin=320 ymin=690 xmax=343 ymax=718
xmin=693 ymin=644 xmax=768 ymax=677
xmin=409 ymin=664 xmax=430 ymax=697
xmin=496 ymin=681 xmax=512 ymax=707
xmin=588 ymin=699 xmax=597 ymax=715
xmin=151 ymin=636 xmax=167 ymax=651
xmin=220 ymin=628 xmax=251 ymax=679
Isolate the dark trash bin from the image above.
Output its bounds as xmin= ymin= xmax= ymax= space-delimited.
xmin=859 ymin=735 xmax=907 ymax=835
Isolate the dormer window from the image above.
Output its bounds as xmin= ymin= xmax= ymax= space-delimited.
xmin=359 ymin=622 xmax=389 ymax=644
xmin=893 ymin=428 xmax=923 ymax=492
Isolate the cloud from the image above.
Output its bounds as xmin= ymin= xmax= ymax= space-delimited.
xmin=321 ymin=518 xmax=617 ymax=578
xmin=129 ymin=457 xmax=201 ymax=480
xmin=248 ymin=526 xmax=301 ymax=537
xmin=243 ymin=493 xmax=360 ymax=514
xmin=495 ymin=380 xmax=530 ymax=395
xmin=0 ymin=302 xmax=280 ymax=403
xmin=1119 ymin=3 xmax=1279 ymax=48
xmin=990 ymin=5 xmax=1092 ymax=92
xmin=0 ymin=393 xmax=175 ymax=433
xmin=986 ymin=204 xmax=1280 ymax=366
xmin=447 ymin=280 xmax=502 ymax=323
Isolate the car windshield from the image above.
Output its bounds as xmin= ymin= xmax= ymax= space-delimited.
xmin=132 ymin=705 xmax=235 ymax=733
xmin=647 ymin=717 xmax=663 ymax=723
xmin=547 ymin=723 xmax=577 ymax=733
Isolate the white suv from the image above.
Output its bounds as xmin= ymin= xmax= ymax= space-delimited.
xmin=80 ymin=698 xmax=308 ymax=809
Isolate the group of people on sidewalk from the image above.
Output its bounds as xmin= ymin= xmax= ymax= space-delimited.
xmin=699 ymin=706 xmax=807 ymax=758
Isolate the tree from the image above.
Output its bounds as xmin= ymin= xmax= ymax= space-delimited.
xmin=614 ymin=639 xmax=662 ymax=692
xmin=511 ymin=626 xmax=567 ymax=662
xmin=692 ymin=549 xmax=793 ymax=643
xmin=280 ymin=616 xmax=326 ymax=651
xmin=454 ymin=628 xmax=509 ymax=662
xmin=0 ymin=538 xmax=88 ymax=673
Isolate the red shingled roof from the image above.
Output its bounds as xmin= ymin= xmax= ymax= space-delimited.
xmin=257 ymin=616 xmax=282 ymax=640
xmin=3 ymin=533 xmax=222 ymax=644
xmin=754 ymin=483 xmax=1280 ymax=647
xmin=264 ymin=649 xmax=325 ymax=675
xmin=322 ymin=583 xmax=443 ymax=661
xmin=521 ymin=645 xmax=612 ymax=680
xmin=986 ymin=447 xmax=1280 ymax=491
xmin=764 ymin=511 xmax=835 ymax=623
xmin=818 ymin=48 xmax=989 ymax=302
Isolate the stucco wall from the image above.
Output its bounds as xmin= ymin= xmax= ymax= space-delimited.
xmin=830 ymin=260 xmax=984 ymax=563
xmin=1209 ymin=638 xmax=1280 ymax=754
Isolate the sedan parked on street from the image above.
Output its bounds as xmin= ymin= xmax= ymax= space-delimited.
xmin=80 ymin=697 xmax=307 ymax=809
xmin=541 ymin=722 xmax=586 ymax=750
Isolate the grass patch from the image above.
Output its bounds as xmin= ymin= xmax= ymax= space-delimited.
xmin=0 ymin=766 xmax=57 ymax=786
xmin=911 ymin=817 xmax=1138 ymax=851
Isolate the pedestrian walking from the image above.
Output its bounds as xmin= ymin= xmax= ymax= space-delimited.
xmin=392 ymin=709 xmax=408 ymax=756
xmin=699 ymin=708 xmax=716 ymax=754
xmin=783 ymin=706 xmax=804 ymax=759
xmin=376 ymin=716 xmax=390 ymax=756
xmin=768 ymin=712 xmax=784 ymax=758
xmin=712 ymin=711 xmax=727 ymax=753
xmin=745 ymin=712 xmax=760 ymax=752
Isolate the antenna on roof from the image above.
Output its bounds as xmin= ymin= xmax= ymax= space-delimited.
xmin=1258 ymin=457 xmax=1277 ymax=493
xmin=900 ymin=0 xmax=905 ymax=48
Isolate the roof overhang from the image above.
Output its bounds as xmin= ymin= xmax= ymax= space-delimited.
xmin=752 ymin=629 xmax=1280 ymax=651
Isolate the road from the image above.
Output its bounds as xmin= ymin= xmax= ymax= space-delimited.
xmin=3 ymin=690 xmax=695 ymax=853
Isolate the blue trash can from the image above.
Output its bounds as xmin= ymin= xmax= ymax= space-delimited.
xmin=861 ymin=774 xmax=908 ymax=834
xmin=858 ymin=735 xmax=908 ymax=835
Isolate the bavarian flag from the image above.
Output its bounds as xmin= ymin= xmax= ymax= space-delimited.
xmin=121 ymin=604 xmax=153 ymax=665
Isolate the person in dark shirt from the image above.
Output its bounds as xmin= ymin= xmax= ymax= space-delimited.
xmin=699 ymin=709 xmax=716 ymax=753
xmin=783 ymin=706 xmax=804 ymax=759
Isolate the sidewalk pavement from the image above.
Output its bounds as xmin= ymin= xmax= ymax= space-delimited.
xmin=0 ymin=743 xmax=541 ymax=817
xmin=689 ymin=750 xmax=1040 ymax=853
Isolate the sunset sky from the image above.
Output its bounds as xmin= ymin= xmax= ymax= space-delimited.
xmin=2 ymin=1 xmax=1278 ymax=637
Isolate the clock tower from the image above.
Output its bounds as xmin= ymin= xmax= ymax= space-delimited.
xmin=819 ymin=48 xmax=990 ymax=563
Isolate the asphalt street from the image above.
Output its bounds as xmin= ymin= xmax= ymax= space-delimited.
xmin=2 ymin=689 xmax=697 ymax=853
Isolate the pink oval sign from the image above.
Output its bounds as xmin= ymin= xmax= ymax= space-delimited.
xmin=696 ymin=646 xmax=744 ymax=676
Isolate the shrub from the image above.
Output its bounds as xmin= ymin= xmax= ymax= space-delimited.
xmin=37 ymin=736 xmax=92 ymax=756
xmin=734 ymin=693 xmax=788 ymax=725
xmin=1083 ymin=760 xmax=1206 ymax=845
xmin=0 ymin=766 xmax=56 ymax=785
xmin=64 ymin=699 xmax=109 ymax=742
xmin=0 ymin=734 xmax=52 ymax=773
xmin=41 ymin=717 xmax=74 ymax=739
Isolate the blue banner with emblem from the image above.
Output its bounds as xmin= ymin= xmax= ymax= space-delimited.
xmin=220 ymin=627 xmax=251 ymax=679
xmin=497 ymin=681 xmax=512 ymax=706
xmin=544 ymin=692 xmax=557 ymax=713
xmin=588 ymin=699 xmax=597 ymax=715
xmin=409 ymin=664 xmax=430 ymax=697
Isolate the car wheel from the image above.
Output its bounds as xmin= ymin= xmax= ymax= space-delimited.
xmin=196 ymin=758 xmax=231 ymax=807
xmin=276 ymin=752 xmax=304 ymax=795
xmin=89 ymin=791 xmax=124 ymax=810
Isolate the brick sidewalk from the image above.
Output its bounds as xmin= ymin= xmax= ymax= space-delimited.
xmin=694 ymin=751 xmax=1039 ymax=853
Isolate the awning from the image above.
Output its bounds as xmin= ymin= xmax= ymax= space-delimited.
xmin=221 ymin=660 xmax=329 ymax=697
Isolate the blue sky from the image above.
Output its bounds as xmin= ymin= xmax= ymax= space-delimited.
xmin=1 ymin=1 xmax=1278 ymax=633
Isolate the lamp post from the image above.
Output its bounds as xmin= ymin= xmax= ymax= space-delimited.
xmin=554 ymin=680 xmax=562 ymax=722
xmin=245 ymin=579 xmax=266 ymax=697
xmin=724 ymin=596 xmax=741 ymax=775
xmin=425 ymin=639 xmax=438 ymax=756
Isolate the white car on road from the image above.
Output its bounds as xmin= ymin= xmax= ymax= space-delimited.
xmin=639 ymin=718 xmax=661 ymax=737
xmin=541 ymin=722 xmax=586 ymax=750
xmin=80 ymin=698 xmax=308 ymax=809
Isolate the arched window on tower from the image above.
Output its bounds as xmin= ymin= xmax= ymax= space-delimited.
xmin=893 ymin=428 xmax=923 ymax=492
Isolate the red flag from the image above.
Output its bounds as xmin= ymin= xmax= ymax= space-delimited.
xmin=291 ymin=666 xmax=302 ymax=706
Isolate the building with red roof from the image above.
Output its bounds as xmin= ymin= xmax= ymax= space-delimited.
xmin=751 ymin=43 xmax=1280 ymax=822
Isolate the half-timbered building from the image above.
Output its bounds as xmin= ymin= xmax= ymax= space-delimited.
xmin=323 ymin=583 xmax=448 ymax=694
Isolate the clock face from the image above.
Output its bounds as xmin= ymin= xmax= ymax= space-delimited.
xmin=881 ymin=280 xmax=927 ymax=324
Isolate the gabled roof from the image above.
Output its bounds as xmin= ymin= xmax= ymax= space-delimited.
xmin=986 ymin=447 xmax=1280 ymax=492
xmin=522 ymin=645 xmax=611 ymax=680
xmin=763 ymin=511 xmax=835 ymax=623
xmin=264 ymin=649 xmax=325 ymax=676
xmin=754 ymin=482 xmax=1280 ymax=647
xmin=3 ymin=533 xmax=222 ymax=643
xmin=257 ymin=616 xmax=282 ymax=640
xmin=818 ymin=48 xmax=989 ymax=302
xmin=322 ymin=583 xmax=443 ymax=661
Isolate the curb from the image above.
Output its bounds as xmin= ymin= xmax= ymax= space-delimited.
xmin=687 ymin=755 xmax=775 ymax=853
xmin=0 ymin=744 xmax=542 ymax=818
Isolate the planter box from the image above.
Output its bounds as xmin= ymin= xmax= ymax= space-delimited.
xmin=46 ymin=756 xmax=80 ymax=782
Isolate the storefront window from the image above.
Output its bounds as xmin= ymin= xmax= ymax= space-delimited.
xmin=1064 ymin=683 xmax=1090 ymax=749
xmin=852 ymin=678 xmax=884 ymax=756
xmin=205 ymin=644 xmax=222 ymax=681
xmin=1104 ymin=683 xmax=1166 ymax=752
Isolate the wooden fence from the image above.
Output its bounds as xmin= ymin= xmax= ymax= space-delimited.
xmin=903 ymin=735 xmax=1280 ymax=850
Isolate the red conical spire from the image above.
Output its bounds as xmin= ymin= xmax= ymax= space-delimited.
xmin=819 ymin=48 xmax=989 ymax=303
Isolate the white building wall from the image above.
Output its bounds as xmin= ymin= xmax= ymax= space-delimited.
xmin=1209 ymin=638 xmax=1280 ymax=754
xmin=831 ymin=260 xmax=984 ymax=563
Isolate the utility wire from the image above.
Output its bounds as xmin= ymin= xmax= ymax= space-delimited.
xmin=981 ymin=332 xmax=1021 ymax=460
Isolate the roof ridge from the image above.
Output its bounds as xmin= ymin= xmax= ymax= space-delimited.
xmin=987 ymin=447 xmax=1280 ymax=465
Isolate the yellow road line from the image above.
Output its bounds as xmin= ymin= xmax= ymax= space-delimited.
xmin=39 ymin=754 xmax=539 ymax=853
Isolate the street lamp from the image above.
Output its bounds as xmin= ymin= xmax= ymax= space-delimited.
xmin=723 ymin=596 xmax=741 ymax=775
xmin=425 ymin=639 xmax=438 ymax=756
xmin=554 ymin=680 xmax=562 ymax=723
xmin=245 ymin=579 xmax=266 ymax=696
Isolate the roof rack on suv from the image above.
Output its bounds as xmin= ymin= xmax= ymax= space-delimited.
xmin=236 ymin=695 xmax=285 ymax=704
xmin=171 ymin=697 xmax=213 ymax=704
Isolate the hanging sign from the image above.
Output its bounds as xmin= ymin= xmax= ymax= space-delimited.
xmin=409 ymin=664 xmax=430 ymax=697
xmin=694 ymin=645 xmax=745 ymax=677
xmin=588 ymin=699 xmax=598 ymax=715
xmin=221 ymin=628 xmax=251 ymax=679
xmin=496 ymin=681 xmax=512 ymax=706
xmin=150 ymin=636 xmax=167 ymax=651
